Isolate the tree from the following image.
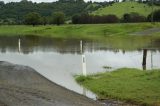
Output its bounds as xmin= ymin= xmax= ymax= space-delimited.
xmin=148 ymin=9 xmax=160 ymax=22
xmin=72 ymin=14 xmax=119 ymax=24
xmin=122 ymin=0 xmax=127 ymax=2
xmin=123 ymin=13 xmax=131 ymax=22
xmin=24 ymin=12 xmax=41 ymax=26
xmin=103 ymin=14 xmax=119 ymax=23
xmin=0 ymin=1 xmax=4 ymax=5
xmin=122 ymin=12 xmax=146 ymax=23
xmin=72 ymin=14 xmax=80 ymax=24
xmin=76 ymin=0 xmax=84 ymax=3
xmin=40 ymin=16 xmax=47 ymax=25
xmin=138 ymin=0 xmax=143 ymax=3
xmin=52 ymin=12 xmax=65 ymax=25
xmin=21 ymin=0 xmax=28 ymax=2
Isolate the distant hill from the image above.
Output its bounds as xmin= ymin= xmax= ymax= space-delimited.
xmin=1 ymin=0 xmax=160 ymax=24
xmin=92 ymin=2 xmax=160 ymax=18
xmin=0 ymin=0 xmax=90 ymax=23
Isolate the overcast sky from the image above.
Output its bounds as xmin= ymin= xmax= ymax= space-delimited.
xmin=2 ymin=0 xmax=108 ymax=3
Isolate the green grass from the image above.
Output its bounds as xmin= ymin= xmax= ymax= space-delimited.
xmin=0 ymin=23 xmax=159 ymax=39
xmin=76 ymin=68 xmax=160 ymax=105
xmin=92 ymin=2 xmax=160 ymax=18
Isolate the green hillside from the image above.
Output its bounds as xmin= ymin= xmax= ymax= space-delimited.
xmin=92 ymin=2 xmax=160 ymax=18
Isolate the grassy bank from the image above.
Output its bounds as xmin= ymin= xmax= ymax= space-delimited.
xmin=0 ymin=23 xmax=160 ymax=39
xmin=76 ymin=68 xmax=160 ymax=105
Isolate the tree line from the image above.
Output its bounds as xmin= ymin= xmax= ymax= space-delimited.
xmin=72 ymin=14 xmax=119 ymax=24
xmin=13 ymin=9 xmax=160 ymax=26
xmin=0 ymin=0 xmax=159 ymax=25
xmin=0 ymin=0 xmax=115 ymax=25
xmin=72 ymin=10 xmax=160 ymax=24
xmin=0 ymin=0 xmax=90 ymax=24
xmin=24 ymin=12 xmax=65 ymax=26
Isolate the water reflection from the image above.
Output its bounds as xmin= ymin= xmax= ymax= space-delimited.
xmin=0 ymin=36 xmax=160 ymax=99
xmin=0 ymin=36 xmax=160 ymax=54
xmin=0 ymin=36 xmax=83 ymax=54
xmin=141 ymin=49 xmax=158 ymax=70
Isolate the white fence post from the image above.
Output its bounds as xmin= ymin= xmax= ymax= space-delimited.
xmin=80 ymin=40 xmax=87 ymax=76
xmin=18 ymin=38 xmax=21 ymax=53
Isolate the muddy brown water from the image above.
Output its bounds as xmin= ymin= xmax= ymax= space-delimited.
xmin=0 ymin=36 xmax=160 ymax=99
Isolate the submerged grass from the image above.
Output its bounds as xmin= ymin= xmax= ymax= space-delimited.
xmin=75 ymin=68 xmax=160 ymax=106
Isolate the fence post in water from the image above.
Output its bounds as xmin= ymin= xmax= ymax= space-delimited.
xmin=142 ymin=49 xmax=147 ymax=70
xmin=151 ymin=50 xmax=153 ymax=69
xmin=18 ymin=38 xmax=21 ymax=53
xmin=151 ymin=39 xmax=153 ymax=69
xmin=80 ymin=40 xmax=87 ymax=76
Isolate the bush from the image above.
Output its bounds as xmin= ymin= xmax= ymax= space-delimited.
xmin=147 ymin=9 xmax=160 ymax=22
xmin=72 ymin=14 xmax=80 ymax=24
xmin=104 ymin=15 xmax=119 ymax=23
xmin=72 ymin=14 xmax=119 ymax=24
xmin=24 ymin=12 xmax=41 ymax=26
xmin=122 ymin=12 xmax=146 ymax=23
xmin=52 ymin=12 xmax=65 ymax=25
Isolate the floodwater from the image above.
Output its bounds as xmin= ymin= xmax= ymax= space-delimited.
xmin=0 ymin=36 xmax=160 ymax=99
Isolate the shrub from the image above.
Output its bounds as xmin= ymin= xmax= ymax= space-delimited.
xmin=122 ymin=12 xmax=146 ymax=23
xmin=72 ymin=14 xmax=119 ymax=24
xmin=103 ymin=14 xmax=119 ymax=23
xmin=147 ymin=9 xmax=160 ymax=22
xmin=24 ymin=12 xmax=41 ymax=26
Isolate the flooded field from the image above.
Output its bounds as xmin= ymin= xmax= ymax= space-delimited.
xmin=0 ymin=36 xmax=160 ymax=99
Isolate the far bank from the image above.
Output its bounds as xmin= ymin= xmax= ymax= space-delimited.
xmin=0 ymin=23 xmax=160 ymax=40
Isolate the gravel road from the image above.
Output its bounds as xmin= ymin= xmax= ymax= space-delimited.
xmin=0 ymin=61 xmax=102 ymax=106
